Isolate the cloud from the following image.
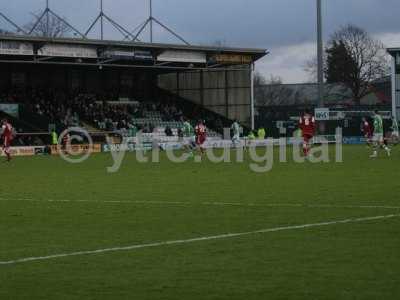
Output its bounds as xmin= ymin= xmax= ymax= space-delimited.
xmin=256 ymin=31 xmax=400 ymax=84
xmin=256 ymin=42 xmax=316 ymax=84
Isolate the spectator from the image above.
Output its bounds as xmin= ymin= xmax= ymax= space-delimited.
xmin=165 ymin=126 xmax=173 ymax=137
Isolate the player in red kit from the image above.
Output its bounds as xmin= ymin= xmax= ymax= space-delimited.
xmin=1 ymin=119 xmax=14 ymax=162
xmin=195 ymin=120 xmax=207 ymax=155
xmin=361 ymin=117 xmax=373 ymax=146
xmin=299 ymin=110 xmax=316 ymax=156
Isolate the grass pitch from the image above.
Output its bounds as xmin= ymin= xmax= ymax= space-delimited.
xmin=0 ymin=146 xmax=399 ymax=300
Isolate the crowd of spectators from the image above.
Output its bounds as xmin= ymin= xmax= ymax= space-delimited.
xmin=1 ymin=87 xmax=226 ymax=137
xmin=13 ymin=134 xmax=46 ymax=147
xmin=0 ymin=87 xmax=184 ymax=130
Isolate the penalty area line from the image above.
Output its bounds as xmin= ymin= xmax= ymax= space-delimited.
xmin=0 ymin=213 xmax=399 ymax=266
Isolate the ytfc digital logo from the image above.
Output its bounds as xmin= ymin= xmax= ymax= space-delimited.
xmin=58 ymin=127 xmax=343 ymax=173
xmin=57 ymin=127 xmax=94 ymax=164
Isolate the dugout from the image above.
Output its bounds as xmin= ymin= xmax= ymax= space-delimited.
xmin=0 ymin=35 xmax=267 ymax=129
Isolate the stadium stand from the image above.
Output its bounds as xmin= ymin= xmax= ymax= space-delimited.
xmin=0 ymin=33 xmax=266 ymax=147
xmin=0 ymin=86 xmax=225 ymax=145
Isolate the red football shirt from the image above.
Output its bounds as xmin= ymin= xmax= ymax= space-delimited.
xmin=195 ymin=124 xmax=206 ymax=137
xmin=1 ymin=122 xmax=13 ymax=140
xmin=195 ymin=124 xmax=207 ymax=145
xmin=299 ymin=115 xmax=316 ymax=137
xmin=362 ymin=121 xmax=372 ymax=138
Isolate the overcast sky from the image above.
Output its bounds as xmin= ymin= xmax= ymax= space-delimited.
xmin=1 ymin=0 xmax=400 ymax=83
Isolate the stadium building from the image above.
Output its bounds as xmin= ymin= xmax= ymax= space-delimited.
xmin=0 ymin=34 xmax=267 ymax=135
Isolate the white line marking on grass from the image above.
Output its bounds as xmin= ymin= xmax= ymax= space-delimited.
xmin=0 ymin=214 xmax=399 ymax=266
xmin=0 ymin=197 xmax=400 ymax=210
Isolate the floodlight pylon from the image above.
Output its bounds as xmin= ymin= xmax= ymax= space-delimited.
xmin=85 ymin=0 xmax=139 ymax=41
xmin=0 ymin=12 xmax=27 ymax=34
xmin=132 ymin=0 xmax=190 ymax=45
xmin=28 ymin=0 xmax=86 ymax=38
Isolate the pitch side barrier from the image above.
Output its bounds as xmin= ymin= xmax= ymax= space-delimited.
xmin=158 ymin=135 xmax=342 ymax=151
xmin=5 ymin=131 xmax=362 ymax=157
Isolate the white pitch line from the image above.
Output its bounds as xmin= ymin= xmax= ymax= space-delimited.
xmin=0 ymin=197 xmax=400 ymax=210
xmin=0 ymin=214 xmax=399 ymax=266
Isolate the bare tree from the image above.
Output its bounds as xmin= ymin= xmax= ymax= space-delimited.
xmin=255 ymin=75 xmax=292 ymax=106
xmin=327 ymin=24 xmax=389 ymax=103
xmin=303 ymin=50 xmax=330 ymax=83
xmin=254 ymin=71 xmax=267 ymax=86
xmin=24 ymin=12 xmax=72 ymax=38
xmin=303 ymin=56 xmax=318 ymax=83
